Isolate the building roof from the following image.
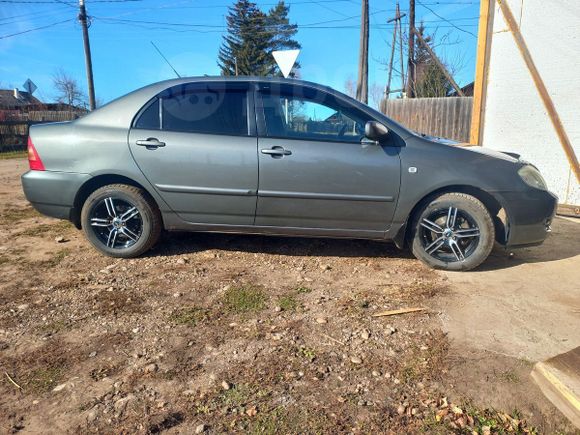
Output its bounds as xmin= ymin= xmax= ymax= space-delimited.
xmin=0 ymin=89 xmax=42 ymax=108
xmin=450 ymin=82 xmax=474 ymax=97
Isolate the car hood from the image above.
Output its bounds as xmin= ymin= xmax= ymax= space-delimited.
xmin=420 ymin=134 xmax=521 ymax=163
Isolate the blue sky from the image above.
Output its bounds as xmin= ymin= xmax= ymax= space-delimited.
xmin=0 ymin=0 xmax=480 ymax=105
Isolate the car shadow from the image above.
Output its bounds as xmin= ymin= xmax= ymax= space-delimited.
xmin=150 ymin=231 xmax=414 ymax=260
xmin=148 ymin=217 xmax=579 ymax=270
xmin=474 ymin=216 xmax=580 ymax=271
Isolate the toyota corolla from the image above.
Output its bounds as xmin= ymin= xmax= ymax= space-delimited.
xmin=21 ymin=77 xmax=557 ymax=270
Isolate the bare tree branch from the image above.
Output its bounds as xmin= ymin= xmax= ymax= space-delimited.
xmin=52 ymin=69 xmax=86 ymax=108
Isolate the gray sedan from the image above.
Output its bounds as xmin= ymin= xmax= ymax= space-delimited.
xmin=21 ymin=77 xmax=557 ymax=270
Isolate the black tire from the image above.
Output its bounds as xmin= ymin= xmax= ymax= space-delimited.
xmin=81 ymin=184 xmax=162 ymax=258
xmin=410 ymin=193 xmax=494 ymax=271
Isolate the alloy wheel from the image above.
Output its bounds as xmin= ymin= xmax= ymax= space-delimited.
xmin=89 ymin=197 xmax=143 ymax=249
xmin=419 ymin=206 xmax=481 ymax=263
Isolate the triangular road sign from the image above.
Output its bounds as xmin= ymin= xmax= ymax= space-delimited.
xmin=272 ymin=49 xmax=300 ymax=78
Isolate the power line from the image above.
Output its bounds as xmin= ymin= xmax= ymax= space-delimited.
xmin=0 ymin=0 xmax=141 ymax=3
xmin=0 ymin=6 xmax=70 ymax=22
xmin=0 ymin=18 xmax=73 ymax=39
xmin=417 ymin=0 xmax=477 ymax=37
xmin=94 ymin=15 xmax=478 ymax=29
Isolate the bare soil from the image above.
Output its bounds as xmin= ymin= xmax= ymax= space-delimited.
xmin=0 ymin=159 xmax=576 ymax=434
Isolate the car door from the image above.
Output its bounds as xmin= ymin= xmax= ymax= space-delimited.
xmin=128 ymin=81 xmax=258 ymax=225
xmin=255 ymin=84 xmax=401 ymax=234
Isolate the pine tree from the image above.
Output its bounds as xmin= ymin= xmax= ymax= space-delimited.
xmin=218 ymin=0 xmax=270 ymax=76
xmin=265 ymin=1 xmax=301 ymax=76
xmin=218 ymin=0 xmax=300 ymax=77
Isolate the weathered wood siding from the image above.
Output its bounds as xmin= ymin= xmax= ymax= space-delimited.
xmin=380 ymin=96 xmax=473 ymax=142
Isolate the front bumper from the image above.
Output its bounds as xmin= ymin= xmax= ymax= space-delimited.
xmin=21 ymin=170 xmax=90 ymax=220
xmin=496 ymin=188 xmax=558 ymax=248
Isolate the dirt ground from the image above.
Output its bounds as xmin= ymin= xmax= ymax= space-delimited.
xmin=0 ymin=158 xmax=577 ymax=434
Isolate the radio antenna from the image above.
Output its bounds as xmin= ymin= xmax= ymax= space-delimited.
xmin=150 ymin=41 xmax=181 ymax=78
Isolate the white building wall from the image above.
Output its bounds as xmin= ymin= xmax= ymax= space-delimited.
xmin=482 ymin=0 xmax=580 ymax=205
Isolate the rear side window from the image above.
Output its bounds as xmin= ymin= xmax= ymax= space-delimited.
xmin=134 ymin=98 xmax=160 ymax=130
xmin=162 ymin=85 xmax=248 ymax=136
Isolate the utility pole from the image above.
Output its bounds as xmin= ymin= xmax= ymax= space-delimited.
xmin=406 ymin=0 xmax=415 ymax=98
xmin=386 ymin=3 xmax=406 ymax=99
xmin=397 ymin=2 xmax=406 ymax=96
xmin=356 ymin=0 xmax=369 ymax=104
xmin=78 ymin=0 xmax=96 ymax=110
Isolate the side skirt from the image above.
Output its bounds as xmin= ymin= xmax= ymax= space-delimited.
xmin=162 ymin=212 xmax=403 ymax=243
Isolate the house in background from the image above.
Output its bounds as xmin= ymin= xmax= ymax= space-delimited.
xmin=0 ymin=88 xmax=42 ymax=110
xmin=0 ymin=86 xmax=85 ymax=150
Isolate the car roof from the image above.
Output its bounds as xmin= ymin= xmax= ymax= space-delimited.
xmin=141 ymin=75 xmax=337 ymax=94
xmin=76 ymin=75 xmax=412 ymax=139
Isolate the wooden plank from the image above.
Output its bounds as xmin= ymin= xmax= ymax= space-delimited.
xmin=470 ymin=0 xmax=494 ymax=145
xmin=532 ymin=347 xmax=580 ymax=428
xmin=557 ymin=204 xmax=580 ymax=218
xmin=497 ymin=0 xmax=580 ymax=184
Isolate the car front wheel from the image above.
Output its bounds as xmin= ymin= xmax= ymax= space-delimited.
xmin=410 ymin=193 xmax=495 ymax=271
xmin=81 ymin=184 xmax=162 ymax=258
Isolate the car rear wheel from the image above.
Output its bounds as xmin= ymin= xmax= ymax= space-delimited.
xmin=410 ymin=193 xmax=495 ymax=271
xmin=81 ymin=184 xmax=162 ymax=258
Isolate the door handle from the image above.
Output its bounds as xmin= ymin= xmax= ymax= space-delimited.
xmin=136 ymin=138 xmax=166 ymax=149
xmin=261 ymin=146 xmax=292 ymax=157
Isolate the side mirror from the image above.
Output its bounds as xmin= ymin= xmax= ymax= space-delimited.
xmin=364 ymin=121 xmax=389 ymax=143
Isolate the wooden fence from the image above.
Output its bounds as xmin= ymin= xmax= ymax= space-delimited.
xmin=0 ymin=108 xmax=85 ymax=152
xmin=380 ymin=96 xmax=473 ymax=142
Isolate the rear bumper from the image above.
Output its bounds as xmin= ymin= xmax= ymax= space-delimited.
xmin=21 ymin=170 xmax=90 ymax=220
xmin=496 ymin=189 xmax=558 ymax=248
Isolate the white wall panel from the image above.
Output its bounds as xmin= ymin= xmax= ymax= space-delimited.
xmin=482 ymin=0 xmax=580 ymax=205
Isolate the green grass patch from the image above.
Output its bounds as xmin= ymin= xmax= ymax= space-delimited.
xmin=295 ymin=285 xmax=312 ymax=294
xmin=248 ymin=406 xmax=327 ymax=435
xmin=297 ymin=345 xmax=316 ymax=362
xmin=223 ymin=285 xmax=267 ymax=314
xmin=169 ymin=307 xmax=210 ymax=326
xmin=26 ymin=366 xmax=64 ymax=393
xmin=278 ymin=295 xmax=298 ymax=311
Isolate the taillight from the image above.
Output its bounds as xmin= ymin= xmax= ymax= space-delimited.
xmin=27 ymin=136 xmax=45 ymax=171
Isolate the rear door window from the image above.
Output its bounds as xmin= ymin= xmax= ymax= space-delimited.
xmin=133 ymin=83 xmax=249 ymax=136
xmin=161 ymin=84 xmax=248 ymax=136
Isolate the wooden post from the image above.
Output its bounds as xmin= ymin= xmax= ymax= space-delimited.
xmin=397 ymin=3 xmax=406 ymax=95
xmin=406 ymin=0 xmax=415 ymax=97
xmin=470 ymin=0 xmax=494 ymax=145
xmin=385 ymin=13 xmax=399 ymax=99
xmin=356 ymin=0 xmax=369 ymax=104
xmin=78 ymin=0 xmax=96 ymax=111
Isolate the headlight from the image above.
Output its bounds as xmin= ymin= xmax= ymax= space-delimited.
xmin=518 ymin=165 xmax=547 ymax=190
